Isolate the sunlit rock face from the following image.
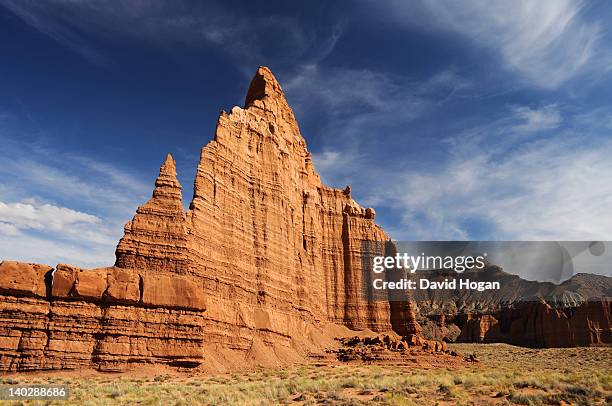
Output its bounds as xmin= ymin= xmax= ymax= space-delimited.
xmin=178 ymin=66 xmax=397 ymax=348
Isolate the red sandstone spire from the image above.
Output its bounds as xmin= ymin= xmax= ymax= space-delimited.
xmin=115 ymin=154 xmax=188 ymax=273
xmin=153 ymin=153 xmax=182 ymax=201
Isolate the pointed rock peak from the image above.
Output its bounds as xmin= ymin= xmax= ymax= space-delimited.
xmin=160 ymin=153 xmax=177 ymax=177
xmin=244 ymin=66 xmax=286 ymax=108
xmin=155 ymin=153 xmax=181 ymax=191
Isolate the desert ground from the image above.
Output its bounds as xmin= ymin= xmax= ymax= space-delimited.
xmin=1 ymin=343 xmax=610 ymax=405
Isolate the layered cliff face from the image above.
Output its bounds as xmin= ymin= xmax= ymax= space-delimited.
xmin=0 ymin=153 xmax=207 ymax=372
xmin=114 ymin=67 xmax=405 ymax=356
xmin=410 ymin=266 xmax=612 ymax=346
xmin=0 ymin=66 xmax=418 ymax=372
xmin=1 ymin=67 xmax=609 ymax=374
xmin=0 ymin=261 xmax=206 ymax=372
xmin=0 ymin=155 xmax=207 ymax=372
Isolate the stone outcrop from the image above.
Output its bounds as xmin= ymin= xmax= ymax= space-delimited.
xmin=0 ymin=261 xmax=52 ymax=298
xmin=1 ymin=66 xmax=610 ymax=374
xmin=115 ymin=154 xmax=189 ymax=274
xmin=410 ymin=267 xmax=612 ymax=346
xmin=457 ymin=314 xmax=500 ymax=343
xmin=113 ymin=66 xmax=412 ymax=355
xmin=0 ymin=261 xmax=206 ymax=372
xmin=335 ymin=334 xmax=454 ymax=363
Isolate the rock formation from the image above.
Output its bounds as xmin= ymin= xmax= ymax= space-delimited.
xmin=115 ymin=153 xmax=189 ymax=274
xmin=0 ymin=66 xmax=420 ymax=372
xmin=113 ymin=67 xmax=411 ymax=354
xmin=0 ymin=261 xmax=206 ymax=372
xmin=409 ymin=266 xmax=612 ymax=345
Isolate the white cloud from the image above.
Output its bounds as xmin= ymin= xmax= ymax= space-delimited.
xmin=286 ymin=65 xmax=470 ymax=117
xmin=379 ymin=110 xmax=612 ymax=242
xmin=0 ymin=222 xmax=19 ymax=236
xmin=392 ymin=136 xmax=612 ymax=241
xmin=0 ymin=138 xmax=149 ymax=215
xmin=511 ymin=104 xmax=562 ymax=133
xmin=0 ymin=199 xmax=100 ymax=233
xmin=0 ymin=136 xmax=150 ymax=267
xmin=367 ymin=0 xmax=606 ymax=89
xmin=298 ymin=66 xmax=474 ymax=196
xmin=0 ymin=232 xmax=114 ymax=268
xmin=313 ymin=105 xmax=612 ymax=245
xmin=0 ymin=198 xmax=118 ymax=259
xmin=286 ymin=65 xmax=399 ymax=113
xmin=311 ymin=150 xmax=342 ymax=172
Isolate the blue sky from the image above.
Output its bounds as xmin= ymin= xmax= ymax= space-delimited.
xmin=1 ymin=0 xmax=612 ymax=269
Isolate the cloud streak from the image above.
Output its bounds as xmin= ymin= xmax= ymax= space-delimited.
xmin=316 ymin=105 xmax=612 ymax=245
xmin=511 ymin=104 xmax=562 ymax=133
xmin=365 ymin=0 xmax=607 ymax=89
xmin=0 ymin=199 xmax=100 ymax=233
xmin=0 ymin=133 xmax=149 ymax=267
xmin=0 ymin=0 xmax=111 ymax=66
xmin=0 ymin=0 xmax=342 ymax=77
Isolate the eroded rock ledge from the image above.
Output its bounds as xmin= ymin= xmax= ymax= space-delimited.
xmin=0 ymin=261 xmax=206 ymax=372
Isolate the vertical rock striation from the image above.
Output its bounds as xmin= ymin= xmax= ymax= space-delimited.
xmin=174 ymin=67 xmax=403 ymax=352
xmin=1 ymin=67 xmax=609 ymax=373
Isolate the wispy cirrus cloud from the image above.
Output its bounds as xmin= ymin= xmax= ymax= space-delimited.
xmin=299 ymin=66 xmax=473 ymax=189
xmin=286 ymin=65 xmax=470 ymax=117
xmin=364 ymin=0 xmax=609 ymax=89
xmin=0 ymin=133 xmax=149 ymax=267
xmin=391 ymin=132 xmax=612 ymax=242
xmin=0 ymin=0 xmax=111 ymax=66
xmin=511 ymin=104 xmax=562 ymax=133
xmin=315 ymin=104 xmax=612 ymax=246
xmin=0 ymin=0 xmax=342 ymax=76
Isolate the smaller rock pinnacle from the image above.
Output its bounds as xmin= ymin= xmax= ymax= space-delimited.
xmin=160 ymin=153 xmax=177 ymax=177
xmin=155 ymin=153 xmax=181 ymax=192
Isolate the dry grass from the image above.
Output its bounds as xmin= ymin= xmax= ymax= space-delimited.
xmin=1 ymin=344 xmax=610 ymax=405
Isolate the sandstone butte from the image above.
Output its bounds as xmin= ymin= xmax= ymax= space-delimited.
xmin=0 ymin=67 xmax=421 ymax=372
xmin=0 ymin=67 xmax=609 ymax=373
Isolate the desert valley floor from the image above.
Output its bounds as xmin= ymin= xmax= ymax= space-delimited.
xmin=2 ymin=343 xmax=610 ymax=405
